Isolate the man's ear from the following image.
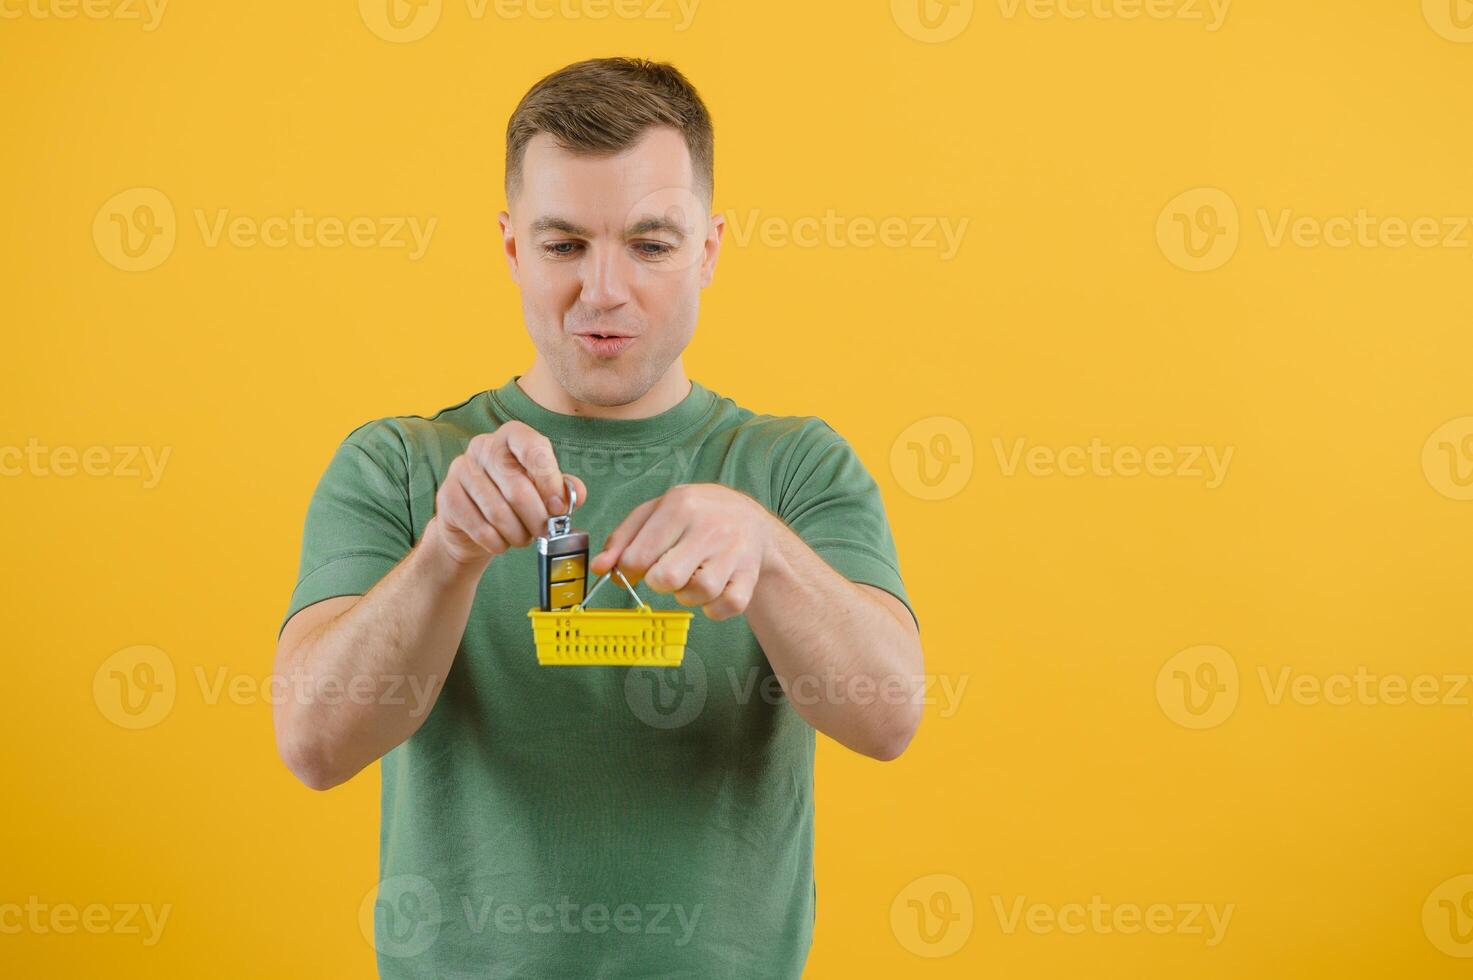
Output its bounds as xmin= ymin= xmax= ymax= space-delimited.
xmin=498 ymin=210 xmax=520 ymax=284
xmin=699 ymin=210 xmax=725 ymax=288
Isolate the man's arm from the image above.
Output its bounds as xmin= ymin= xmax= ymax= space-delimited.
xmin=743 ymin=516 xmax=923 ymax=761
xmin=589 ymin=482 xmax=923 ymax=762
xmin=272 ymin=517 xmax=488 ymax=791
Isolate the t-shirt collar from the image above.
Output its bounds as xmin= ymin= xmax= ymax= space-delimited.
xmin=488 ymin=374 xmax=717 ymax=447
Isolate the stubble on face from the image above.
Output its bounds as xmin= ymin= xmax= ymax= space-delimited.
xmin=527 ymin=295 xmax=696 ymax=409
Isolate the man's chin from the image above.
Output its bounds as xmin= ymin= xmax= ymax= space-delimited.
xmin=554 ymin=361 xmax=648 ymax=409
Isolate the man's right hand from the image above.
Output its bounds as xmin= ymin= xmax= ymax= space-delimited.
xmin=430 ymin=421 xmax=587 ymax=566
xmin=274 ymin=420 xmax=586 ymax=790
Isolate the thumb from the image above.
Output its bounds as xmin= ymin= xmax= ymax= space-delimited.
xmin=589 ymin=497 xmax=656 ymax=575
xmin=549 ymin=474 xmax=588 ymax=514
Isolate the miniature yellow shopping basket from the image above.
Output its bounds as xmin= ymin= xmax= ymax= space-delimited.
xmin=528 ymin=568 xmax=693 ymax=667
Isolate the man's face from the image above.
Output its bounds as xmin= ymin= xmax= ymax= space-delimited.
xmin=500 ymin=126 xmax=723 ymax=407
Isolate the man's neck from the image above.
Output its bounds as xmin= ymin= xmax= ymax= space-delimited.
xmin=516 ymin=359 xmax=692 ymax=420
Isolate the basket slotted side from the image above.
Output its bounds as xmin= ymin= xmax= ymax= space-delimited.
xmin=527 ymin=607 xmax=692 ymax=666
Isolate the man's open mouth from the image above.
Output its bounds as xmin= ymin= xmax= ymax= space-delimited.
xmin=575 ymin=333 xmax=638 ymax=356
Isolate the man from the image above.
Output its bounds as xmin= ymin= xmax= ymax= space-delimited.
xmin=274 ymin=57 xmax=923 ymax=978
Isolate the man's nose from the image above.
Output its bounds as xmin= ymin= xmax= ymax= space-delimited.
xmin=579 ymin=244 xmax=632 ymax=309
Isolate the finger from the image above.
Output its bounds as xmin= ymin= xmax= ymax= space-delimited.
xmin=543 ymin=473 xmax=588 ymax=516
xmin=502 ymin=425 xmax=567 ymax=512
xmin=440 ymin=480 xmax=509 ymax=556
xmin=589 ymin=497 xmax=659 ymax=576
xmin=606 ymin=500 xmax=691 ymax=585
xmin=455 ymin=459 xmax=526 ymax=547
xmin=471 ymin=440 xmax=550 ymax=542
xmin=701 ymin=566 xmax=756 ymax=621
xmin=670 ymin=552 xmax=736 ymax=607
xmin=645 ymin=538 xmax=707 ymax=596
xmin=494 ymin=468 xmax=550 ymax=544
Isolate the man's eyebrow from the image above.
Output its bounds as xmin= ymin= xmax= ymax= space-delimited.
xmin=530 ymin=214 xmax=690 ymax=239
xmin=626 ymin=215 xmax=688 ymax=240
xmin=531 ymin=216 xmax=588 ymax=235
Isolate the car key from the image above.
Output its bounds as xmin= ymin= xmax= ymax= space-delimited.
xmin=536 ymin=478 xmax=588 ymax=612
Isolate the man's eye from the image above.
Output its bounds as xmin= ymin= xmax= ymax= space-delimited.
xmin=633 ymin=240 xmax=675 ymax=259
xmin=543 ymin=241 xmax=582 ymax=257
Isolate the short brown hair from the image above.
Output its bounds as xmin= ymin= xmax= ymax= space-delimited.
xmin=505 ymin=57 xmax=715 ymax=203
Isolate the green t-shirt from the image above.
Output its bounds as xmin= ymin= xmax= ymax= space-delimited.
xmin=281 ymin=375 xmax=916 ymax=979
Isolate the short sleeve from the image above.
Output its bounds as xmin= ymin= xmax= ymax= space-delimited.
xmin=776 ymin=421 xmax=919 ymax=634
xmin=279 ymin=422 xmax=415 ymax=640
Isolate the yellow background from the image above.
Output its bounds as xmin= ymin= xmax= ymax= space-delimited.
xmin=5 ymin=1 xmax=1473 ymax=976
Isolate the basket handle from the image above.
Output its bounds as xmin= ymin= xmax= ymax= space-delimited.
xmin=573 ymin=567 xmax=651 ymax=613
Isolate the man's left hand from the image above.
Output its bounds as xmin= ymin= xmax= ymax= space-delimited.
xmin=589 ymin=483 xmax=777 ymax=621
